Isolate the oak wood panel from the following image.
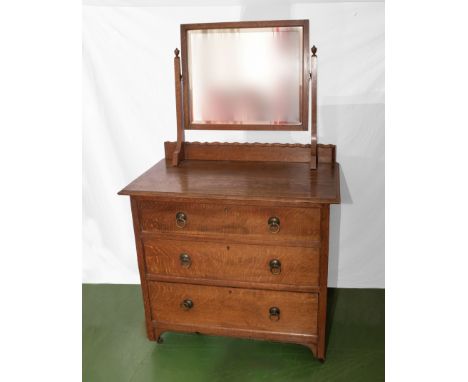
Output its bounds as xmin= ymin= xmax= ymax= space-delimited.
xmin=318 ymin=144 xmax=336 ymax=164
xmin=317 ymin=205 xmax=330 ymax=360
xmin=148 ymin=281 xmax=318 ymax=335
xmin=129 ymin=197 xmax=155 ymax=340
xmin=143 ymin=238 xmax=320 ymax=287
xmin=118 ymin=159 xmax=341 ymax=204
xmin=140 ymin=231 xmax=320 ymax=249
xmin=137 ymin=200 xmax=321 ymax=242
xmin=164 ymin=141 xmax=336 ymax=164
xmin=152 ymin=321 xmax=318 ymax=356
xmin=145 ymin=274 xmax=319 ymax=293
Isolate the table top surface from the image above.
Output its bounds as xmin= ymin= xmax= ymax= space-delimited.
xmin=119 ymin=159 xmax=340 ymax=204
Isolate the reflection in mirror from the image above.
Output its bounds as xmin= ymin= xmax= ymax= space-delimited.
xmin=187 ymin=26 xmax=303 ymax=126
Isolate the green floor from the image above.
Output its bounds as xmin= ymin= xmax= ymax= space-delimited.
xmin=83 ymin=284 xmax=384 ymax=382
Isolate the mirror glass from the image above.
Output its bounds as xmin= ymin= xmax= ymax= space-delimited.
xmin=187 ymin=26 xmax=303 ymax=126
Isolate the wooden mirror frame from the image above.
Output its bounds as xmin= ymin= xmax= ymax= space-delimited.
xmin=180 ymin=20 xmax=310 ymax=131
xmin=171 ymin=19 xmax=319 ymax=169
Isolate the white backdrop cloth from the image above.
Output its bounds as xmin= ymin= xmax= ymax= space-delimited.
xmin=83 ymin=0 xmax=384 ymax=287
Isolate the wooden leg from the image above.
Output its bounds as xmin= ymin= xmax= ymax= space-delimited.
xmin=303 ymin=342 xmax=325 ymax=362
xmin=317 ymin=341 xmax=326 ymax=361
xmin=147 ymin=328 xmax=156 ymax=341
xmin=130 ymin=198 xmax=157 ymax=342
xmin=304 ymin=343 xmax=319 ymax=360
xmin=316 ymin=205 xmax=330 ymax=362
xmin=154 ymin=327 xmax=165 ymax=344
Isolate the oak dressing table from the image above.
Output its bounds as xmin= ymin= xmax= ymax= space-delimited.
xmin=119 ymin=20 xmax=340 ymax=361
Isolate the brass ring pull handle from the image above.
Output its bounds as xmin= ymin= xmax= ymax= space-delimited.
xmin=268 ymin=217 xmax=280 ymax=233
xmin=269 ymin=259 xmax=281 ymax=275
xmin=269 ymin=307 xmax=280 ymax=321
xmin=180 ymin=299 xmax=193 ymax=311
xmin=176 ymin=212 xmax=187 ymax=228
xmin=180 ymin=253 xmax=191 ymax=268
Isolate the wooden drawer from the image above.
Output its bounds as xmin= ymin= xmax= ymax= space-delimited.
xmin=148 ymin=281 xmax=318 ymax=335
xmin=137 ymin=200 xmax=321 ymax=242
xmin=143 ymin=238 xmax=320 ymax=288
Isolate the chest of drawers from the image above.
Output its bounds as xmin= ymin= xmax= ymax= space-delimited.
xmin=119 ymin=150 xmax=340 ymax=360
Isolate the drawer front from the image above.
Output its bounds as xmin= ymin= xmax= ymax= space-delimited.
xmin=144 ymin=239 xmax=320 ymax=287
xmin=138 ymin=200 xmax=320 ymax=242
xmin=149 ymin=281 xmax=318 ymax=335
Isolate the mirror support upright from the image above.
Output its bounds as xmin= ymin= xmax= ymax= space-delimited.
xmin=172 ymin=48 xmax=185 ymax=167
xmin=310 ymin=45 xmax=318 ymax=170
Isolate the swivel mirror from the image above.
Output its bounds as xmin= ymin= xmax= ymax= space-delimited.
xmin=181 ymin=20 xmax=309 ymax=131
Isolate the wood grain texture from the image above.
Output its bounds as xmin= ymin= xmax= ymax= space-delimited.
xmin=143 ymin=238 xmax=320 ymax=288
xmin=140 ymin=230 xmax=320 ymax=248
xmin=318 ymin=144 xmax=336 ymax=164
xmin=129 ymin=197 xmax=155 ymax=341
xmin=317 ymin=205 xmax=330 ymax=360
xmin=118 ymin=18 xmax=341 ymax=361
xmin=310 ymin=45 xmax=318 ymax=169
xmin=172 ymin=48 xmax=185 ymax=166
xmin=84 ymin=285 xmax=385 ymax=379
xmin=148 ymin=281 xmax=318 ymax=335
xmin=137 ymin=200 xmax=321 ymax=242
xmin=152 ymin=321 xmax=318 ymax=357
xmin=119 ymin=162 xmax=339 ymax=360
xmin=118 ymin=159 xmax=340 ymax=204
xmin=120 ymin=175 xmax=337 ymax=360
xmin=146 ymin=274 xmax=319 ymax=293
xmin=164 ymin=141 xmax=336 ymax=164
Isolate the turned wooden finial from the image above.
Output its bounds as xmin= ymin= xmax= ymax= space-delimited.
xmin=174 ymin=48 xmax=180 ymax=57
xmin=311 ymin=45 xmax=317 ymax=57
